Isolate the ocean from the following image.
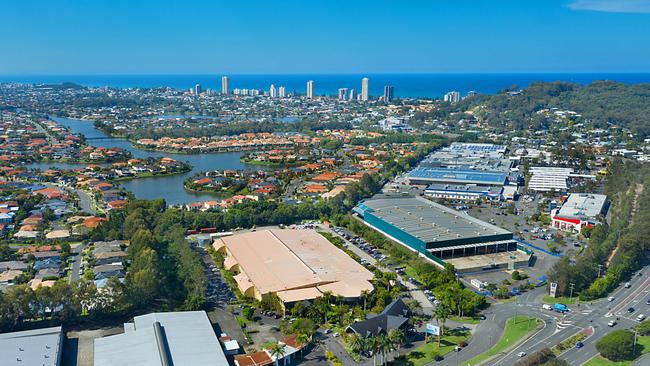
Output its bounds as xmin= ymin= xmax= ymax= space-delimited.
xmin=2 ymin=73 xmax=650 ymax=98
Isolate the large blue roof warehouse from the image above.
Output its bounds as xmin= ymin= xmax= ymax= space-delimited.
xmin=408 ymin=167 xmax=508 ymax=186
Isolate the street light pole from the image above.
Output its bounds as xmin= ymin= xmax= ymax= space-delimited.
xmin=569 ymin=283 xmax=575 ymax=301
xmin=514 ymin=296 xmax=518 ymax=322
xmin=598 ymin=264 xmax=603 ymax=278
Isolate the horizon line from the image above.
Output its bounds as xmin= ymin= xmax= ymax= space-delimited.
xmin=3 ymin=71 xmax=650 ymax=77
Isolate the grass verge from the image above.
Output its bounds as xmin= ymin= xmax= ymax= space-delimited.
xmin=462 ymin=315 xmax=540 ymax=366
xmin=542 ymin=295 xmax=578 ymax=305
xmin=583 ymin=335 xmax=650 ymax=366
xmin=392 ymin=329 xmax=470 ymax=366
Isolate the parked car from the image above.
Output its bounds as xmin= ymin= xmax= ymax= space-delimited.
xmin=608 ymin=296 xmax=615 ymax=302
xmin=628 ymin=307 xmax=636 ymax=313
xmin=625 ymin=282 xmax=631 ymax=288
xmin=637 ymin=314 xmax=646 ymax=321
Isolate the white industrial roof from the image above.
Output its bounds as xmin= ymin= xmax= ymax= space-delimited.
xmin=557 ymin=193 xmax=608 ymax=219
xmin=94 ymin=311 xmax=228 ymax=366
xmin=0 ymin=326 xmax=62 ymax=366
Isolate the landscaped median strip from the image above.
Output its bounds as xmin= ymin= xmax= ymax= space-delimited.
xmin=461 ymin=315 xmax=542 ymax=366
xmin=551 ymin=326 xmax=593 ymax=356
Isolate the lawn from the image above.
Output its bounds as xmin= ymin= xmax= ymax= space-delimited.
xmin=463 ymin=316 xmax=540 ymax=366
xmin=542 ymin=295 xmax=579 ymax=305
xmin=583 ymin=335 xmax=650 ymax=366
xmin=392 ymin=329 xmax=470 ymax=366
xmin=404 ymin=264 xmax=421 ymax=282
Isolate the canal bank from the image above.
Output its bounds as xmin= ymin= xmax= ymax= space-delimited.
xmin=26 ymin=117 xmax=261 ymax=205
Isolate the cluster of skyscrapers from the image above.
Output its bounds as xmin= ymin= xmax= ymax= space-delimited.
xmin=194 ymin=75 xmax=395 ymax=102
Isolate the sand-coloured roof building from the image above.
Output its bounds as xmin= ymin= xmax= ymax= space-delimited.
xmin=213 ymin=229 xmax=373 ymax=304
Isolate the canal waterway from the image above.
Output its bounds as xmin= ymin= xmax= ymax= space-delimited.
xmin=27 ymin=117 xmax=259 ymax=205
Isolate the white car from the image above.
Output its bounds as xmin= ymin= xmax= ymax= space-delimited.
xmin=608 ymin=296 xmax=615 ymax=302
xmin=607 ymin=320 xmax=617 ymax=327
xmin=518 ymin=352 xmax=527 ymax=357
xmin=625 ymin=282 xmax=632 ymax=288
xmin=542 ymin=304 xmax=552 ymax=311
xmin=637 ymin=314 xmax=646 ymax=321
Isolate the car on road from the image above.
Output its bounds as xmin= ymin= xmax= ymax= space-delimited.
xmin=517 ymin=352 xmax=527 ymax=358
xmin=646 ymin=299 xmax=650 ymax=305
xmin=542 ymin=304 xmax=552 ymax=311
xmin=637 ymin=314 xmax=646 ymax=321
xmin=625 ymin=282 xmax=631 ymax=288
xmin=608 ymin=296 xmax=615 ymax=302
xmin=479 ymin=315 xmax=487 ymax=320
xmin=608 ymin=320 xmax=617 ymax=327
xmin=575 ymin=342 xmax=584 ymax=349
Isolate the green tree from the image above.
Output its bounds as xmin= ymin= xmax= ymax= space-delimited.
xmin=596 ymin=330 xmax=636 ymax=361
xmin=636 ymin=319 xmax=650 ymax=336
xmin=388 ymin=328 xmax=406 ymax=358
xmin=126 ymin=247 xmax=159 ymax=308
xmin=269 ymin=343 xmax=286 ymax=364
xmin=242 ymin=306 xmax=255 ymax=320
xmin=432 ymin=304 xmax=451 ymax=346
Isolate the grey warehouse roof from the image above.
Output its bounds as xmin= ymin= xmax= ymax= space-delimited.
xmin=359 ymin=196 xmax=511 ymax=243
xmin=94 ymin=311 xmax=228 ymax=366
xmin=0 ymin=326 xmax=62 ymax=366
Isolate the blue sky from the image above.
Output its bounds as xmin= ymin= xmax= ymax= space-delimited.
xmin=1 ymin=0 xmax=650 ymax=74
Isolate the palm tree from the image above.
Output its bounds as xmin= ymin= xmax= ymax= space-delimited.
xmin=360 ymin=289 xmax=370 ymax=312
xmin=383 ymin=272 xmax=397 ymax=291
xmin=368 ymin=335 xmax=379 ymax=366
xmin=348 ymin=333 xmax=364 ymax=355
xmin=388 ymin=328 xmax=406 ymax=358
xmin=296 ymin=334 xmax=309 ymax=359
xmin=408 ymin=299 xmax=422 ymax=315
xmin=269 ymin=344 xmax=286 ymax=366
xmin=377 ymin=333 xmax=392 ymax=365
xmin=432 ymin=304 xmax=451 ymax=347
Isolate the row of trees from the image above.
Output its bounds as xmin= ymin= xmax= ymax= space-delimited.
xmin=548 ymin=160 xmax=650 ymax=300
xmin=347 ymin=328 xmax=407 ymax=366
xmin=0 ymin=199 xmax=209 ymax=333
xmin=332 ymin=214 xmax=487 ymax=316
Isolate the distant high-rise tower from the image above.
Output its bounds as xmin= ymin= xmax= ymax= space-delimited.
xmin=269 ymin=84 xmax=277 ymax=98
xmin=221 ymin=76 xmax=230 ymax=95
xmin=195 ymin=84 xmax=202 ymax=95
xmin=383 ymin=85 xmax=394 ymax=102
xmin=348 ymin=89 xmax=356 ymax=101
xmin=443 ymin=91 xmax=460 ymax=103
xmin=278 ymin=86 xmax=286 ymax=98
xmin=361 ymin=77 xmax=369 ymax=101
xmin=338 ymin=88 xmax=348 ymax=101
xmin=306 ymin=80 xmax=314 ymax=99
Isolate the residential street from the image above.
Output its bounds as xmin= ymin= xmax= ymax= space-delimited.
xmin=70 ymin=242 xmax=87 ymax=282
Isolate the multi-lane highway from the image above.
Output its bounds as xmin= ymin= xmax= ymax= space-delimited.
xmin=497 ymin=268 xmax=650 ymax=365
xmin=432 ymin=268 xmax=650 ymax=366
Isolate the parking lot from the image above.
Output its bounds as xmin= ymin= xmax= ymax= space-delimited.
xmin=194 ymin=244 xmax=235 ymax=308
